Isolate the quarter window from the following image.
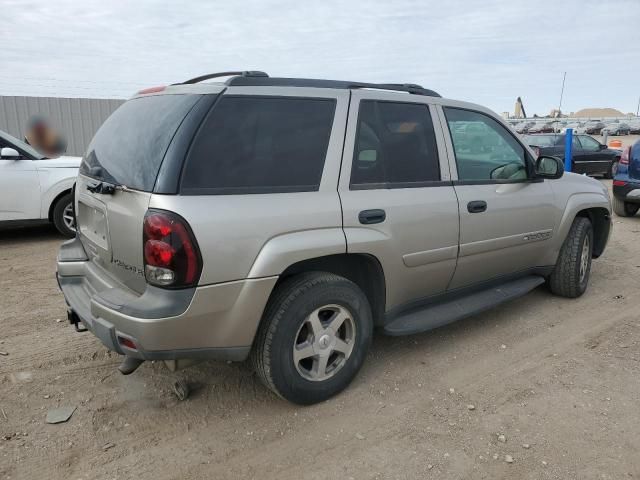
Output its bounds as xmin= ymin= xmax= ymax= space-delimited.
xmin=444 ymin=108 xmax=529 ymax=181
xmin=350 ymin=101 xmax=440 ymax=187
xmin=181 ymin=96 xmax=336 ymax=194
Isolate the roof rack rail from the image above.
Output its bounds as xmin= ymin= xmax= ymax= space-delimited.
xmin=180 ymin=71 xmax=268 ymax=85
xmin=225 ymin=76 xmax=441 ymax=97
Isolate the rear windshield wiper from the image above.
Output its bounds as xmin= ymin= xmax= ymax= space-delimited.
xmin=86 ymin=180 xmax=132 ymax=195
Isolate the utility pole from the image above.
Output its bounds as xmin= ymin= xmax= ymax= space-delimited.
xmin=636 ymin=95 xmax=639 ymax=117
xmin=557 ymin=72 xmax=566 ymax=117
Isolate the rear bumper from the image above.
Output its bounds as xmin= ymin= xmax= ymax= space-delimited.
xmin=613 ymin=181 xmax=640 ymax=203
xmin=57 ymin=238 xmax=277 ymax=361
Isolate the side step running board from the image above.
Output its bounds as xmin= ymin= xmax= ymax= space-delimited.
xmin=383 ymin=276 xmax=545 ymax=336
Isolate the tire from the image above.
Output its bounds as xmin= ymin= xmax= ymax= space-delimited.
xmin=612 ymin=196 xmax=639 ymax=217
xmin=252 ymin=272 xmax=373 ymax=405
xmin=52 ymin=193 xmax=76 ymax=238
xmin=605 ymin=159 xmax=619 ymax=179
xmin=549 ymin=217 xmax=593 ymax=298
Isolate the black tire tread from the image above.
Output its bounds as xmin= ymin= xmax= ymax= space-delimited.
xmin=251 ymin=272 xmax=355 ymax=400
xmin=612 ymin=195 xmax=638 ymax=217
xmin=549 ymin=216 xmax=592 ymax=298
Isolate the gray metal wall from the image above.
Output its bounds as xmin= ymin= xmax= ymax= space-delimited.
xmin=0 ymin=96 xmax=124 ymax=157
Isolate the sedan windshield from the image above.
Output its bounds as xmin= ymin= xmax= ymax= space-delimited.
xmin=0 ymin=129 xmax=46 ymax=159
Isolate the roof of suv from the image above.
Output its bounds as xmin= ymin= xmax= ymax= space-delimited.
xmin=176 ymin=70 xmax=442 ymax=97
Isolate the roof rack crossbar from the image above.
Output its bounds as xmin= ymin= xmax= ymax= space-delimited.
xmin=180 ymin=71 xmax=269 ymax=85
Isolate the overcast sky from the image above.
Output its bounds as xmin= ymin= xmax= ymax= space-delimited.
xmin=1 ymin=0 xmax=639 ymax=116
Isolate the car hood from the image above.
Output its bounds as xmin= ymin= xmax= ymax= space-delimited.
xmin=37 ymin=155 xmax=82 ymax=168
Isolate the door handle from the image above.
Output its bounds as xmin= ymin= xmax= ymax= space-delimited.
xmin=467 ymin=201 xmax=487 ymax=213
xmin=359 ymin=209 xmax=386 ymax=225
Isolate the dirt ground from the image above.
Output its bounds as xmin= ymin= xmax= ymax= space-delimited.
xmin=1 ymin=180 xmax=639 ymax=480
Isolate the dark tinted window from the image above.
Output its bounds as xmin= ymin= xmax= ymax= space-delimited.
xmin=351 ymin=101 xmax=440 ymax=187
xmin=444 ymin=107 xmax=528 ymax=181
xmin=181 ymin=96 xmax=336 ymax=194
xmin=80 ymin=94 xmax=201 ymax=191
xmin=523 ymin=135 xmax=561 ymax=147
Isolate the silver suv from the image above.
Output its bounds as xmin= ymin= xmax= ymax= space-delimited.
xmin=57 ymin=71 xmax=612 ymax=404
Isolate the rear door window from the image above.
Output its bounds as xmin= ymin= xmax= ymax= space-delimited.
xmin=180 ymin=96 xmax=336 ymax=194
xmin=350 ymin=100 xmax=440 ymax=188
xmin=80 ymin=94 xmax=201 ymax=191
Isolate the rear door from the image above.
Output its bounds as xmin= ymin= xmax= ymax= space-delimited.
xmin=76 ymin=93 xmax=204 ymax=293
xmin=339 ymin=91 xmax=460 ymax=312
xmin=439 ymin=105 xmax=558 ymax=289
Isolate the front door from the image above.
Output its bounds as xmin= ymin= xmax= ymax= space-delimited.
xmin=0 ymin=156 xmax=41 ymax=221
xmin=576 ymin=135 xmax=609 ymax=175
xmin=439 ymin=106 xmax=559 ymax=290
xmin=339 ymin=91 xmax=460 ymax=312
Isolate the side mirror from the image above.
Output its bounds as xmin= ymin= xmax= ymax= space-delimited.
xmin=535 ymin=155 xmax=564 ymax=179
xmin=0 ymin=147 xmax=20 ymax=159
xmin=599 ymin=143 xmax=607 ymax=150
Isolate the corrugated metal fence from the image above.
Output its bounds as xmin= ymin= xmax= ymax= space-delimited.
xmin=0 ymin=96 xmax=124 ymax=156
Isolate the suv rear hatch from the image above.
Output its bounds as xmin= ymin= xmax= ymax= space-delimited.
xmin=76 ymin=92 xmax=203 ymax=294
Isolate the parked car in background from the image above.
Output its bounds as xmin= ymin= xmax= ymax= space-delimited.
xmin=57 ymin=71 xmax=611 ymax=404
xmin=516 ymin=121 xmax=535 ymax=134
xmin=602 ymin=123 xmax=630 ymax=136
xmin=629 ymin=121 xmax=640 ymax=134
xmin=612 ymin=140 xmax=640 ymax=217
xmin=527 ymin=122 xmax=555 ymax=134
xmin=583 ymin=121 xmax=606 ymax=135
xmin=560 ymin=122 xmax=583 ymax=134
xmin=524 ymin=133 xmax=621 ymax=178
xmin=0 ymin=129 xmax=80 ymax=236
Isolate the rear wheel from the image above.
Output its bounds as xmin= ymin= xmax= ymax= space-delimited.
xmin=549 ymin=217 xmax=593 ymax=298
xmin=252 ymin=272 xmax=373 ymax=405
xmin=605 ymin=159 xmax=619 ymax=179
xmin=613 ymin=196 xmax=639 ymax=217
xmin=52 ymin=193 xmax=76 ymax=238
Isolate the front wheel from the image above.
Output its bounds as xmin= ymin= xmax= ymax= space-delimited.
xmin=252 ymin=272 xmax=373 ymax=405
xmin=613 ymin=196 xmax=639 ymax=217
xmin=549 ymin=217 xmax=593 ymax=298
xmin=52 ymin=193 xmax=76 ymax=238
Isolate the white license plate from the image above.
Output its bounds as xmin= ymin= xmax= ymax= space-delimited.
xmin=78 ymin=200 xmax=109 ymax=251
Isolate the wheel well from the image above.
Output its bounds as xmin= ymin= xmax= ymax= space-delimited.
xmin=276 ymin=254 xmax=386 ymax=326
xmin=576 ymin=207 xmax=610 ymax=258
xmin=48 ymin=189 xmax=72 ymax=222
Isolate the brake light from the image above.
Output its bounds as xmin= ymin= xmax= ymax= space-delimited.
xmin=620 ymin=146 xmax=630 ymax=165
xmin=143 ymin=210 xmax=202 ymax=288
xmin=613 ymin=180 xmax=627 ymax=186
xmin=137 ymin=85 xmax=166 ymax=95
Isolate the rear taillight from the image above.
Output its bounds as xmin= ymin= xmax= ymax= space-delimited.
xmin=620 ymin=146 xmax=630 ymax=165
xmin=613 ymin=180 xmax=627 ymax=186
xmin=143 ymin=210 xmax=202 ymax=288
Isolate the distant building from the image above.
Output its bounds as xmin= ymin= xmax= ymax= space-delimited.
xmin=573 ymin=107 xmax=624 ymax=118
xmin=0 ymin=96 xmax=123 ymax=156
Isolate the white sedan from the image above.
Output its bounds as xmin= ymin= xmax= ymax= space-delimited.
xmin=0 ymin=129 xmax=80 ymax=237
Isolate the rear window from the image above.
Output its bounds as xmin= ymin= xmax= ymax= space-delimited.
xmin=80 ymin=94 xmax=201 ymax=191
xmin=180 ymin=96 xmax=336 ymax=194
xmin=523 ymin=135 xmax=561 ymax=147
